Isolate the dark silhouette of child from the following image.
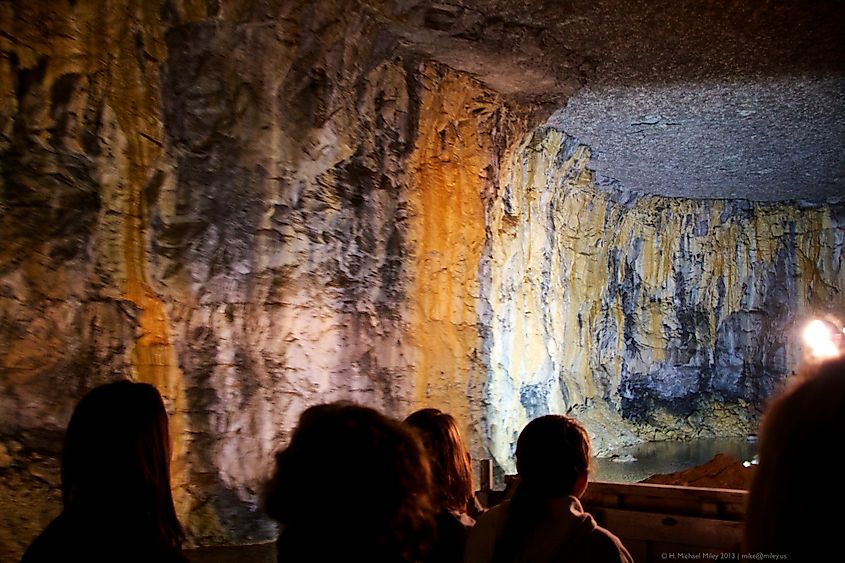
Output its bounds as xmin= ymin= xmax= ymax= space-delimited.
xmin=21 ymin=380 xmax=186 ymax=563
xmin=465 ymin=414 xmax=632 ymax=563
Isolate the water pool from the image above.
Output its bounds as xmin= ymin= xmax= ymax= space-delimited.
xmin=591 ymin=437 xmax=758 ymax=485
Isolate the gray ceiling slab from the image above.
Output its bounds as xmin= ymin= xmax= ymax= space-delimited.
xmin=551 ymin=76 xmax=845 ymax=201
xmin=379 ymin=0 xmax=845 ymax=202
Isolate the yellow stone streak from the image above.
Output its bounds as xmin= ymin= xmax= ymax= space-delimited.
xmin=487 ymin=128 xmax=843 ymax=468
xmin=101 ymin=1 xmax=191 ymax=517
xmin=407 ymin=68 xmax=491 ymax=429
xmin=4 ymin=1 xmax=202 ymax=517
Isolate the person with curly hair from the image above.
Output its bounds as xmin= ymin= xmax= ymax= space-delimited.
xmin=265 ymin=402 xmax=438 ymax=563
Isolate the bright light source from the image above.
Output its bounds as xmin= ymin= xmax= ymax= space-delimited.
xmin=802 ymin=319 xmax=840 ymax=360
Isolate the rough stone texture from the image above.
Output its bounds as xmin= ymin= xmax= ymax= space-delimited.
xmin=485 ymin=127 xmax=845 ymax=468
xmin=1 ymin=2 xmax=198 ymax=557
xmin=552 ymin=77 xmax=845 ymax=200
xmin=1 ymin=1 xmax=843 ymax=561
xmin=0 ymin=0 xmax=529 ymax=557
xmin=0 ymin=434 xmax=63 ymax=562
xmin=153 ymin=8 xmax=525 ymax=542
xmin=383 ymin=0 xmax=845 ymax=200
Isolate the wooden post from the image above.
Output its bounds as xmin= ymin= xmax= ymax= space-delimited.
xmin=479 ymin=458 xmax=493 ymax=492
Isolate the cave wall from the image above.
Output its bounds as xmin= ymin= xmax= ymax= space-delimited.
xmin=0 ymin=0 xmax=530 ymax=555
xmin=485 ymin=127 xmax=845 ymax=469
xmin=1 ymin=0 xmax=843 ymax=558
xmin=1 ymin=2 xmax=200 ymax=554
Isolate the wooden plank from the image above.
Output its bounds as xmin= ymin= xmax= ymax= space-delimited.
xmin=583 ymin=481 xmax=747 ymax=520
xmin=586 ymin=480 xmax=747 ymax=504
xmin=590 ymin=507 xmax=743 ymax=549
xmin=584 ymin=496 xmax=745 ymax=521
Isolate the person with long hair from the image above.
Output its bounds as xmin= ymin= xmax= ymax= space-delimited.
xmin=21 ymin=380 xmax=186 ymax=563
xmin=464 ymin=414 xmax=632 ymax=563
xmin=264 ymin=402 xmax=438 ymax=563
xmin=744 ymin=356 xmax=845 ymax=559
xmin=405 ymin=408 xmax=482 ymax=563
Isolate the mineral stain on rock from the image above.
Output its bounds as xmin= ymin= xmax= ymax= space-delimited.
xmin=486 ymin=128 xmax=844 ymax=468
xmin=1 ymin=0 xmax=843 ymax=559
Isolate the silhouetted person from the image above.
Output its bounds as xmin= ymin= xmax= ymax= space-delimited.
xmin=406 ymin=408 xmax=483 ymax=563
xmin=21 ymin=380 xmax=186 ymax=563
xmin=744 ymin=356 xmax=845 ymax=559
xmin=264 ymin=402 xmax=437 ymax=563
xmin=465 ymin=415 xmax=632 ymax=563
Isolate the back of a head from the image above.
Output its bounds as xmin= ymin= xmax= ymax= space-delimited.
xmin=744 ymin=357 xmax=845 ymax=558
xmin=61 ymin=380 xmax=183 ymax=549
xmin=265 ymin=402 xmax=436 ymax=562
xmin=404 ymin=408 xmax=474 ymax=514
xmin=488 ymin=415 xmax=593 ymax=563
xmin=516 ymin=414 xmax=591 ymax=497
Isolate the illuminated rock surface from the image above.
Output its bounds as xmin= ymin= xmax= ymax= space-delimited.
xmin=1 ymin=0 xmax=843 ymax=559
xmin=486 ymin=128 xmax=844 ymax=468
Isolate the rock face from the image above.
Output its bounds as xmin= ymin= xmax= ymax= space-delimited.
xmin=0 ymin=0 xmax=529 ymax=554
xmin=485 ymin=128 xmax=845 ymax=466
xmin=0 ymin=0 xmax=843 ymax=559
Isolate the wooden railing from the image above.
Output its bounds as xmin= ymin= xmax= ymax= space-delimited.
xmin=582 ymin=481 xmax=746 ymax=563
xmin=475 ymin=462 xmax=748 ymax=563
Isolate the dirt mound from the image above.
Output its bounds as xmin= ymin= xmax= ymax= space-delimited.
xmin=640 ymin=453 xmax=755 ymax=490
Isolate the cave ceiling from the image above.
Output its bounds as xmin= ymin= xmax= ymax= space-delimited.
xmin=375 ymin=0 xmax=845 ymax=201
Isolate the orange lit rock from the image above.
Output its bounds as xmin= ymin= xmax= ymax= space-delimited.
xmin=1 ymin=1 xmax=843 ymax=560
xmin=406 ymin=66 xmax=506 ymax=447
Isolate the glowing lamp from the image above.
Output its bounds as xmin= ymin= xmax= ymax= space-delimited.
xmin=802 ymin=319 xmax=840 ymax=360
